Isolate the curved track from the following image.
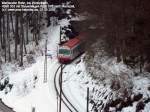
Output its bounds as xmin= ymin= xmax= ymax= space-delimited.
xmin=54 ymin=65 xmax=78 ymax=112
xmin=0 ymin=99 xmax=15 ymax=112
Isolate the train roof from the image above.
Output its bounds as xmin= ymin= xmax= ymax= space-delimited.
xmin=61 ymin=38 xmax=80 ymax=49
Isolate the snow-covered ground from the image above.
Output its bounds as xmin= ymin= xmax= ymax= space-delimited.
xmin=0 ymin=23 xmax=71 ymax=112
xmin=63 ymin=58 xmax=87 ymax=112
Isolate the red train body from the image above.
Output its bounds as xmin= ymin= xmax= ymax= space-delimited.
xmin=58 ymin=37 xmax=84 ymax=63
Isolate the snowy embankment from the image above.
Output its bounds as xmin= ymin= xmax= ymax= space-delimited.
xmin=0 ymin=24 xmax=70 ymax=112
xmin=63 ymin=54 xmax=150 ymax=112
xmin=63 ymin=58 xmax=87 ymax=112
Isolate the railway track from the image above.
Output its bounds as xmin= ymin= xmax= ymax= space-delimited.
xmin=0 ymin=99 xmax=15 ymax=112
xmin=54 ymin=65 xmax=79 ymax=112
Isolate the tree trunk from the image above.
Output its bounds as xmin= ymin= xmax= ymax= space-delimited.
xmin=37 ymin=12 xmax=40 ymax=41
xmin=0 ymin=16 xmax=2 ymax=49
xmin=15 ymin=13 xmax=19 ymax=60
xmin=3 ymin=14 xmax=7 ymax=62
xmin=23 ymin=36 xmax=27 ymax=54
xmin=7 ymin=12 xmax=11 ymax=62
xmin=20 ymin=14 xmax=24 ymax=66
xmin=35 ymin=14 xmax=38 ymax=45
xmin=26 ymin=19 xmax=29 ymax=44
xmin=10 ymin=13 xmax=15 ymax=36
xmin=140 ymin=55 xmax=143 ymax=73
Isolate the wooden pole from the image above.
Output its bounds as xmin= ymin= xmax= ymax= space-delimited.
xmin=44 ymin=39 xmax=47 ymax=83
xmin=59 ymin=26 xmax=61 ymax=44
xmin=87 ymin=87 xmax=89 ymax=112
xmin=32 ymin=107 xmax=35 ymax=112
xmin=59 ymin=64 xmax=63 ymax=112
xmin=57 ymin=94 xmax=59 ymax=112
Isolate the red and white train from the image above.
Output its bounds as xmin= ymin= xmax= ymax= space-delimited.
xmin=58 ymin=36 xmax=84 ymax=63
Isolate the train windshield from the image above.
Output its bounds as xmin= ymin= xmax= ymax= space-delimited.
xmin=59 ymin=49 xmax=70 ymax=55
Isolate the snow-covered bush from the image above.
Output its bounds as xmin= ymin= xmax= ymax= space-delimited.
xmin=5 ymin=84 xmax=13 ymax=94
xmin=0 ymin=77 xmax=13 ymax=93
xmin=33 ymin=75 xmax=38 ymax=88
xmin=84 ymin=39 xmax=134 ymax=99
xmin=0 ymin=83 xmax=5 ymax=91
xmin=26 ymin=54 xmax=36 ymax=64
xmin=144 ymin=62 xmax=150 ymax=72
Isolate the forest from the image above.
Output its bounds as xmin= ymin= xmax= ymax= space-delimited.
xmin=76 ymin=0 xmax=150 ymax=72
xmin=0 ymin=0 xmax=73 ymax=67
xmin=0 ymin=11 xmax=44 ymax=66
xmin=1 ymin=0 xmax=150 ymax=71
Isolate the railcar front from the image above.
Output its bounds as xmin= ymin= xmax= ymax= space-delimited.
xmin=58 ymin=46 xmax=72 ymax=63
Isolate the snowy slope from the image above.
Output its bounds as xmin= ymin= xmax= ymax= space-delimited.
xmin=0 ymin=25 xmax=70 ymax=112
xmin=63 ymin=59 xmax=87 ymax=112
